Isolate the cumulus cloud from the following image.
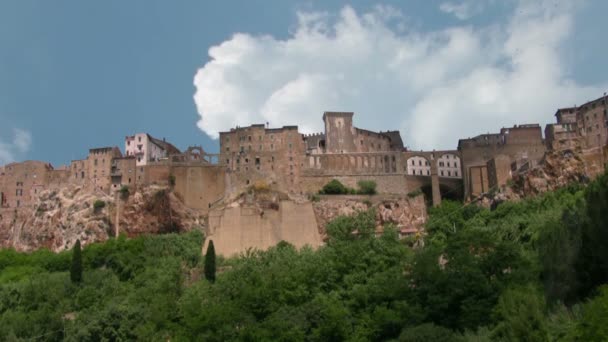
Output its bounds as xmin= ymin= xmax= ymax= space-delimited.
xmin=193 ymin=1 xmax=607 ymax=150
xmin=0 ymin=128 xmax=32 ymax=165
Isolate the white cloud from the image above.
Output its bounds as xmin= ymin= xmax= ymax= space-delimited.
xmin=0 ymin=128 xmax=32 ymax=165
xmin=193 ymin=1 xmax=607 ymax=150
xmin=439 ymin=1 xmax=485 ymax=20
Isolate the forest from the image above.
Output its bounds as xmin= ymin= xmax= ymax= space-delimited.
xmin=1 ymin=173 xmax=608 ymax=341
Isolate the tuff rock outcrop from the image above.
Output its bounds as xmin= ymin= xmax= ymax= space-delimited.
xmin=312 ymin=194 xmax=427 ymax=238
xmin=0 ymin=185 xmax=204 ymax=252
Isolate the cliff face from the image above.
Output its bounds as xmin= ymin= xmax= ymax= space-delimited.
xmin=0 ymin=185 xmax=204 ymax=252
xmin=480 ymin=149 xmax=591 ymax=206
xmin=312 ymin=195 xmax=427 ymax=238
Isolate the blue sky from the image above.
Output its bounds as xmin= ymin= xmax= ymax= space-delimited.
xmin=1 ymin=0 xmax=607 ymax=166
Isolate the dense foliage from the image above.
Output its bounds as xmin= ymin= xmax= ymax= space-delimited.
xmin=1 ymin=173 xmax=608 ymax=340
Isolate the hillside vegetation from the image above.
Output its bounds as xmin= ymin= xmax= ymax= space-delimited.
xmin=1 ymin=173 xmax=608 ymax=341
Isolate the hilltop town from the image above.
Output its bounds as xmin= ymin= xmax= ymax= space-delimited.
xmin=1 ymin=93 xmax=607 ymax=254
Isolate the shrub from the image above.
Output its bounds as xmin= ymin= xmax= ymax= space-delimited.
xmin=168 ymin=174 xmax=176 ymax=187
xmin=252 ymin=180 xmax=270 ymax=192
xmin=321 ymin=179 xmax=348 ymax=195
xmin=119 ymin=185 xmax=130 ymax=200
xmin=93 ymin=200 xmax=106 ymax=212
xmin=407 ymin=189 xmax=422 ymax=198
xmin=310 ymin=194 xmax=320 ymax=202
xmin=357 ymin=180 xmax=377 ymax=195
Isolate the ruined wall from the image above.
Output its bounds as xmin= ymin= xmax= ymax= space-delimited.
xmin=204 ymin=200 xmax=322 ymax=257
xmin=172 ymin=165 xmax=225 ymax=211
xmin=487 ymin=155 xmax=512 ymax=189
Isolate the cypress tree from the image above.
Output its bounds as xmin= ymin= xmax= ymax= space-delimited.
xmin=70 ymin=239 xmax=82 ymax=283
xmin=204 ymin=240 xmax=216 ymax=283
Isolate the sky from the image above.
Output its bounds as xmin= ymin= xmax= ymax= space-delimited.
xmin=1 ymin=0 xmax=607 ymax=167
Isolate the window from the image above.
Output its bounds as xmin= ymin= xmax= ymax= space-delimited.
xmin=271 ymin=144 xmax=274 ymax=150
xmin=259 ymin=145 xmax=262 ymax=151
xmin=226 ymin=147 xmax=230 ymax=152
xmin=248 ymin=136 xmax=252 ymax=142
xmin=418 ymin=160 xmax=422 ymax=166
xmin=94 ymin=159 xmax=98 ymax=166
xmin=448 ymin=171 xmax=451 ymax=177
xmin=427 ymin=170 xmax=430 ymax=175
xmin=240 ymin=146 xmax=244 ymax=153
xmin=271 ymin=135 xmax=274 ymax=140
xmin=138 ymin=136 xmax=141 ymax=142
xmin=248 ymin=145 xmax=252 ymax=151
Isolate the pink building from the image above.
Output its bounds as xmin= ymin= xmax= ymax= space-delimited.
xmin=124 ymin=133 xmax=180 ymax=166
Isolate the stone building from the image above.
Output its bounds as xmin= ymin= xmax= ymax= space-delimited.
xmin=319 ymin=112 xmax=404 ymax=154
xmin=458 ymin=124 xmax=546 ymax=199
xmin=0 ymin=160 xmax=54 ymax=208
xmin=87 ymin=147 xmax=123 ymax=192
xmin=219 ymin=124 xmax=306 ymax=191
xmin=125 ymin=133 xmax=181 ymax=166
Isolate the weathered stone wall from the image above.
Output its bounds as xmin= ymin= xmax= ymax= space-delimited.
xmin=204 ymin=200 xmax=322 ymax=257
xmin=487 ymin=155 xmax=512 ymax=189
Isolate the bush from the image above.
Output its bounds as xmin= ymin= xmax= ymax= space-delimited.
xmin=93 ymin=200 xmax=106 ymax=212
xmin=309 ymin=194 xmax=320 ymax=202
xmin=168 ymin=174 xmax=176 ymax=187
xmin=357 ymin=180 xmax=377 ymax=195
xmin=407 ymin=189 xmax=422 ymax=198
xmin=119 ymin=185 xmax=130 ymax=200
xmin=321 ymin=179 xmax=348 ymax=195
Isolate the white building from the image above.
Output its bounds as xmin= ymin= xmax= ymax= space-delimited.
xmin=407 ymin=156 xmax=430 ymax=176
xmin=437 ymin=153 xmax=461 ymax=178
xmin=125 ymin=133 xmax=180 ymax=166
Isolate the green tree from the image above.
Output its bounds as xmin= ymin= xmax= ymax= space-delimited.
xmin=491 ymin=285 xmax=549 ymax=342
xmin=70 ymin=239 xmax=83 ymax=283
xmin=204 ymin=240 xmax=216 ymax=283
xmin=576 ymin=286 xmax=608 ymax=341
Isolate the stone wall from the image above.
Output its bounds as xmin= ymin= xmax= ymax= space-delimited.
xmin=204 ymin=200 xmax=322 ymax=257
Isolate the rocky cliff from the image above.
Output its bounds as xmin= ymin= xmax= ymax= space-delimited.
xmin=312 ymin=194 xmax=427 ymax=238
xmin=479 ymin=149 xmax=592 ymax=206
xmin=0 ymin=185 xmax=204 ymax=252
